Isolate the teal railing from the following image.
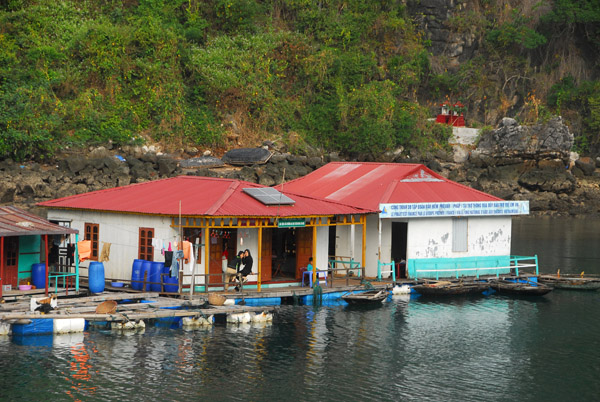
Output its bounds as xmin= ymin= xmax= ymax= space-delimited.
xmin=377 ymin=260 xmax=396 ymax=282
xmin=411 ymin=255 xmax=538 ymax=280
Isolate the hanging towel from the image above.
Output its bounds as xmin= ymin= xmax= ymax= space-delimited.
xmin=184 ymin=243 xmax=195 ymax=273
xmin=77 ymin=240 xmax=92 ymax=262
xmin=182 ymin=241 xmax=192 ymax=263
xmin=168 ymin=242 xmax=172 ymax=252
xmin=170 ymin=260 xmax=179 ymax=277
xmin=99 ymin=242 xmax=111 ymax=262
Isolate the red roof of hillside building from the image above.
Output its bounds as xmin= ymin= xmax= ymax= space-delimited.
xmin=283 ymin=162 xmax=501 ymax=210
xmin=37 ymin=176 xmax=375 ymax=217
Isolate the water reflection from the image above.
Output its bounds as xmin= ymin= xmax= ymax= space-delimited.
xmin=1 ymin=218 xmax=600 ymax=401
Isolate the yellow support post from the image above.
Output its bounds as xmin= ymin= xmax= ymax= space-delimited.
xmin=312 ymin=222 xmax=317 ymax=286
xmin=361 ymin=215 xmax=366 ymax=275
xmin=258 ymin=226 xmax=262 ymax=292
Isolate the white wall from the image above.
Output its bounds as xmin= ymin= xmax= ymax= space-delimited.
xmin=406 ymin=216 xmax=512 ymax=259
xmin=315 ymin=225 xmax=329 ymax=271
xmin=46 ymin=209 xmax=177 ymax=280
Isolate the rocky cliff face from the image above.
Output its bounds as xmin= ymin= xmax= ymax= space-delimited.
xmin=2 ymin=118 xmax=599 ymax=217
xmin=444 ymin=117 xmax=600 ymax=215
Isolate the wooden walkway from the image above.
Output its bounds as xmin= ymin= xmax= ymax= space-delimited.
xmin=0 ymin=292 xmax=275 ymax=324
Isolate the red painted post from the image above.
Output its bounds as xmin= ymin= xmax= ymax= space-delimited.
xmin=0 ymin=237 xmax=4 ymax=298
xmin=44 ymin=235 xmax=49 ymax=296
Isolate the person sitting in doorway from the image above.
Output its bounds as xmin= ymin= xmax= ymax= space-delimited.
xmin=224 ymin=251 xmax=243 ymax=291
xmin=235 ymin=249 xmax=253 ymax=291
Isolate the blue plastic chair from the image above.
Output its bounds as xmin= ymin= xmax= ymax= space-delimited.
xmin=302 ymin=269 xmax=327 ymax=287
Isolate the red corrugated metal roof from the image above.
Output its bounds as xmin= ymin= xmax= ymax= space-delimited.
xmin=38 ymin=176 xmax=375 ymax=217
xmin=283 ymin=162 xmax=501 ymax=209
xmin=0 ymin=206 xmax=78 ymax=237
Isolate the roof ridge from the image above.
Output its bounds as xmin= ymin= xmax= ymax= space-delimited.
xmin=205 ymin=181 xmax=241 ymax=215
xmin=282 ymin=190 xmax=378 ymax=213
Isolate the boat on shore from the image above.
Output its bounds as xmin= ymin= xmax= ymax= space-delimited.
xmin=341 ymin=289 xmax=388 ymax=305
xmin=538 ymin=273 xmax=600 ymax=291
xmin=489 ymin=278 xmax=552 ymax=296
xmin=413 ymin=280 xmax=489 ymax=297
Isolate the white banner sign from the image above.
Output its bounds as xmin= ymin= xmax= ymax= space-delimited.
xmin=379 ymin=201 xmax=529 ymax=218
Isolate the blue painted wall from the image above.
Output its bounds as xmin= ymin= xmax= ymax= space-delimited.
xmin=18 ymin=235 xmax=41 ymax=283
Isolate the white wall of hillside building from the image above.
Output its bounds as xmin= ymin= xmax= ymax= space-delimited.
xmin=406 ymin=216 xmax=512 ymax=259
xmin=335 ymin=215 xmax=513 ymax=278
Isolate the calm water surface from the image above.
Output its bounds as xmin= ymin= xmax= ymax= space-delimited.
xmin=1 ymin=217 xmax=599 ymax=402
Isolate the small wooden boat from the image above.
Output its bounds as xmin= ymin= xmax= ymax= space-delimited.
xmin=413 ymin=280 xmax=489 ymax=297
xmin=342 ymin=289 xmax=388 ymax=305
xmin=538 ymin=273 xmax=600 ymax=291
xmin=489 ymin=278 xmax=552 ymax=296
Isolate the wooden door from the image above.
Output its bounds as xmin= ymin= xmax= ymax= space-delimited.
xmin=208 ymin=232 xmax=223 ymax=284
xmin=260 ymin=229 xmax=272 ymax=283
xmin=295 ymin=227 xmax=313 ymax=279
xmin=3 ymin=237 xmax=19 ymax=287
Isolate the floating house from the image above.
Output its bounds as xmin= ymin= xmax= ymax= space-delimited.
xmin=0 ymin=206 xmax=79 ymax=297
xmin=38 ymin=176 xmax=375 ymax=291
xmin=283 ymin=162 xmax=532 ymax=280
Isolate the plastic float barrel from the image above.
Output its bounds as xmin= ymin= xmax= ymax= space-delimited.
xmin=88 ymin=261 xmax=105 ymax=293
xmin=163 ymin=277 xmax=179 ymax=293
xmin=140 ymin=260 xmax=153 ymax=291
xmin=131 ymin=259 xmax=144 ymax=291
xmin=150 ymin=261 xmax=165 ymax=292
xmin=31 ymin=263 xmax=46 ymax=289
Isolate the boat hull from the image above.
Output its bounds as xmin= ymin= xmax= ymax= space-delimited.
xmin=490 ymin=280 xmax=552 ymax=296
xmin=342 ymin=289 xmax=388 ymax=304
xmin=538 ymin=275 xmax=600 ymax=290
xmin=413 ymin=282 xmax=489 ymax=296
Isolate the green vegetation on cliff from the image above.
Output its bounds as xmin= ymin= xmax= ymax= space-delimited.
xmin=0 ymin=0 xmax=599 ymax=161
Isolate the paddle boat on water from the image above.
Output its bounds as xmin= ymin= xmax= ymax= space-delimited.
xmin=489 ymin=277 xmax=553 ymax=296
xmin=538 ymin=270 xmax=600 ymax=291
xmin=341 ymin=288 xmax=389 ymax=305
xmin=412 ymin=280 xmax=490 ymax=297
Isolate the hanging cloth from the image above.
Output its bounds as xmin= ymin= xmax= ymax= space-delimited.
xmin=164 ymin=251 xmax=173 ymax=268
xmin=183 ymin=243 xmax=195 ymax=273
xmin=182 ymin=241 xmax=192 ymax=263
xmin=77 ymin=240 xmax=92 ymax=262
xmin=99 ymin=242 xmax=111 ymax=262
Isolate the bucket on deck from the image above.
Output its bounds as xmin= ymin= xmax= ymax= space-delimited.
xmin=88 ymin=261 xmax=105 ymax=293
xmin=150 ymin=261 xmax=165 ymax=292
xmin=131 ymin=259 xmax=144 ymax=291
xmin=32 ymin=263 xmax=46 ymax=289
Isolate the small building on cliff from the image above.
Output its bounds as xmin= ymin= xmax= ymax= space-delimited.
xmin=283 ymin=162 xmax=532 ymax=280
xmin=38 ymin=176 xmax=375 ymax=291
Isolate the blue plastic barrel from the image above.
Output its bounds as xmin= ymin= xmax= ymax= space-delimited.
xmin=150 ymin=261 xmax=165 ymax=292
xmin=31 ymin=263 xmax=46 ymax=289
xmin=88 ymin=261 xmax=105 ymax=293
xmin=131 ymin=259 xmax=144 ymax=291
xmin=163 ymin=277 xmax=179 ymax=293
xmin=141 ymin=260 xmax=153 ymax=291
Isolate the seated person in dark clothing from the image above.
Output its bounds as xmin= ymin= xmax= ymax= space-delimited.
xmin=234 ymin=249 xmax=253 ymax=291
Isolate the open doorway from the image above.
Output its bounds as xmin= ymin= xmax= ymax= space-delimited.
xmin=271 ymin=228 xmax=297 ymax=280
xmin=391 ymin=222 xmax=408 ymax=278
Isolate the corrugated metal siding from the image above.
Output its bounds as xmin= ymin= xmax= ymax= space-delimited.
xmin=0 ymin=206 xmax=78 ymax=237
xmin=452 ymin=218 xmax=468 ymax=252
